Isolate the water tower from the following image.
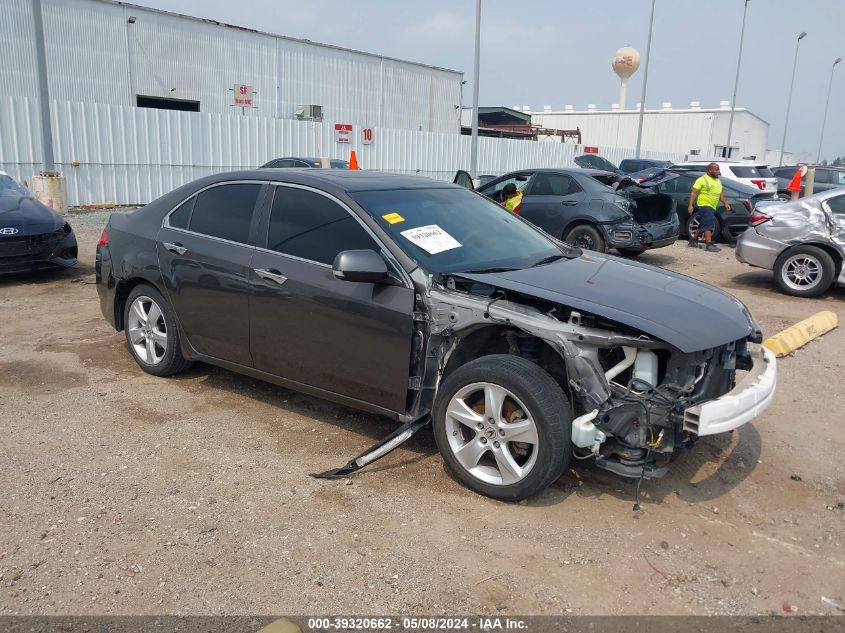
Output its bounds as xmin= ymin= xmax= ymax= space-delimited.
xmin=612 ymin=46 xmax=640 ymax=110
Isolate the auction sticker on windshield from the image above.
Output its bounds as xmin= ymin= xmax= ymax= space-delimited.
xmin=400 ymin=224 xmax=462 ymax=254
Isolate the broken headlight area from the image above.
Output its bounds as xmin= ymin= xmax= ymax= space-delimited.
xmin=569 ymin=337 xmax=752 ymax=480
xmin=422 ymin=275 xmax=760 ymax=482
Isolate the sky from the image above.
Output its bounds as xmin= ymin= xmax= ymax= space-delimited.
xmin=133 ymin=0 xmax=844 ymax=161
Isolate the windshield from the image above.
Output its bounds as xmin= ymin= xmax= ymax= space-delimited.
xmin=351 ymin=187 xmax=564 ymax=274
xmin=0 ymin=175 xmax=28 ymax=196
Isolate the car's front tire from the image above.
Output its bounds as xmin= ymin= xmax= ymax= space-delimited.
xmin=432 ymin=355 xmax=572 ymax=501
xmin=773 ymin=246 xmax=836 ymax=297
xmin=123 ymin=284 xmax=192 ymax=376
xmin=686 ymin=210 xmax=722 ymax=241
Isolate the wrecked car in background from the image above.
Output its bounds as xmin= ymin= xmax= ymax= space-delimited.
xmin=96 ymin=170 xmax=776 ymax=501
xmin=736 ymin=188 xmax=845 ymax=297
xmin=457 ymin=167 xmax=680 ymax=257
xmin=0 ymin=171 xmax=78 ymax=275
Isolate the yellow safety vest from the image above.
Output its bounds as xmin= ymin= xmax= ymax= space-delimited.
xmin=504 ymin=191 xmax=523 ymax=213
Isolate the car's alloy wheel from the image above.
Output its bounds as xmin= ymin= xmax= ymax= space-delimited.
xmin=127 ymin=295 xmax=168 ymax=365
xmin=123 ymin=284 xmax=192 ymax=376
xmin=433 ymin=355 xmax=571 ymax=501
xmin=773 ymin=246 xmax=836 ymax=298
xmin=444 ymin=382 xmax=539 ymax=486
xmin=781 ymin=254 xmax=822 ymax=291
xmin=686 ymin=211 xmax=721 ymax=240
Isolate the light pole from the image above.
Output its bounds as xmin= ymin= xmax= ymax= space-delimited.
xmin=634 ymin=0 xmax=656 ymax=159
xmin=469 ymin=0 xmax=481 ymax=179
xmin=816 ymin=57 xmax=842 ymax=163
xmin=725 ymin=0 xmax=750 ymax=159
xmin=778 ymin=31 xmax=807 ymax=166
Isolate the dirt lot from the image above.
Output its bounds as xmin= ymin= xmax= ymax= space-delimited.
xmin=1 ymin=210 xmax=844 ymax=617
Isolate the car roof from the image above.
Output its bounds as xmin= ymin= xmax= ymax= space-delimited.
xmin=210 ymin=169 xmax=458 ymax=192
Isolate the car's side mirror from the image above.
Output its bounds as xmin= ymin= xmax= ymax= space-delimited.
xmin=332 ymin=249 xmax=389 ymax=283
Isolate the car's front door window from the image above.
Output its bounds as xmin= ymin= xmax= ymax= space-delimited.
xmin=478 ymin=173 xmax=532 ymax=203
xmin=265 ymin=186 xmax=379 ymax=265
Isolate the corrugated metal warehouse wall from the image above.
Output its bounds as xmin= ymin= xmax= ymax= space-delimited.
xmin=0 ymin=96 xmax=686 ymax=205
xmin=0 ymin=0 xmax=463 ymax=133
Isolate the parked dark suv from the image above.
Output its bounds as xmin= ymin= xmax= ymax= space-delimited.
xmin=95 ymin=170 xmax=774 ymax=501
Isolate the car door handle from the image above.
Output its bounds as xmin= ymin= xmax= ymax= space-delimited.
xmin=163 ymin=242 xmax=187 ymax=255
xmin=561 ymin=200 xmax=578 ymax=206
xmin=254 ymin=268 xmax=287 ymax=285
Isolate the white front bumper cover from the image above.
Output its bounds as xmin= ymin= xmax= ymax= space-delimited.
xmin=683 ymin=347 xmax=777 ymax=436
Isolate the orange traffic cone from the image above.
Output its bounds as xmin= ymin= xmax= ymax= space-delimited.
xmin=348 ymin=150 xmax=359 ymax=170
xmin=787 ymin=167 xmax=803 ymax=193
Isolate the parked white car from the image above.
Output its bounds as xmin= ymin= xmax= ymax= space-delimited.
xmin=673 ymin=161 xmax=778 ymax=195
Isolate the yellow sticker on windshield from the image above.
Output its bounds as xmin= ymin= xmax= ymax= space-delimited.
xmin=382 ymin=212 xmax=405 ymax=224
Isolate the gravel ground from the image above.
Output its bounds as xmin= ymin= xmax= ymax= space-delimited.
xmin=1 ymin=210 xmax=843 ymax=617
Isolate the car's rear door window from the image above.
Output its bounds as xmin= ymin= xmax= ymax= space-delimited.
xmin=529 ymin=173 xmax=582 ymax=196
xmin=168 ymin=197 xmax=195 ymax=229
xmin=266 ymin=186 xmax=379 ymax=265
xmin=188 ymin=183 xmax=261 ymax=244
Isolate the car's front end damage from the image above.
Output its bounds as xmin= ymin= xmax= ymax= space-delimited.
xmin=406 ymin=254 xmax=776 ymax=481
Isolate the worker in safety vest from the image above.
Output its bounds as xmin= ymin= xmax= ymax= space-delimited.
xmin=687 ymin=162 xmax=730 ymax=252
xmin=501 ymin=183 xmax=523 ymax=214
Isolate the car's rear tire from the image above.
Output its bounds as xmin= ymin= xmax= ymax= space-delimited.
xmin=123 ymin=284 xmax=192 ymax=376
xmin=773 ymin=246 xmax=836 ymax=298
xmin=686 ymin=211 xmax=722 ymax=242
xmin=617 ymin=248 xmax=644 ymax=258
xmin=564 ymin=224 xmax=606 ymax=252
xmin=432 ymin=355 xmax=572 ymax=501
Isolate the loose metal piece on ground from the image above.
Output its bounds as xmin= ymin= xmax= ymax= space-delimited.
xmin=311 ymin=412 xmax=432 ymax=479
xmin=763 ymin=310 xmax=839 ymax=358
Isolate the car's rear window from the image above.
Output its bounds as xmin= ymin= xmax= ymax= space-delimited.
xmin=730 ymin=165 xmax=774 ymax=178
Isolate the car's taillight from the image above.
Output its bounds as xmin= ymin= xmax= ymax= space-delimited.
xmin=741 ymin=199 xmax=753 ymax=213
xmin=749 ymin=212 xmax=771 ymax=226
xmin=97 ymin=228 xmax=109 ymax=246
xmin=750 ymin=179 xmax=766 ymax=190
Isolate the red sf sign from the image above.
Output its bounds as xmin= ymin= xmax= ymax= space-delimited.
xmin=335 ymin=124 xmax=353 ymax=143
xmin=583 ymin=146 xmax=599 ymax=154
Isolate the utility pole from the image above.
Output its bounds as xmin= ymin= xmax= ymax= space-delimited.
xmin=816 ymin=57 xmax=841 ymax=163
xmin=634 ymin=0 xmax=656 ymax=159
xmin=778 ymin=31 xmax=807 ymax=166
xmin=470 ymin=0 xmax=481 ymax=179
xmin=726 ymin=0 xmax=749 ymax=158
xmin=32 ymin=0 xmax=55 ymax=172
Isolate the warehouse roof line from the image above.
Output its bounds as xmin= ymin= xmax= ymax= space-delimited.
xmin=98 ymin=0 xmax=464 ymax=77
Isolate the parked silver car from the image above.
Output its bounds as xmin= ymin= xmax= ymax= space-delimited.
xmin=735 ymin=188 xmax=845 ymax=297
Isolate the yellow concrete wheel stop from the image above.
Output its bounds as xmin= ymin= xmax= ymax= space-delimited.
xmin=763 ymin=311 xmax=839 ymax=357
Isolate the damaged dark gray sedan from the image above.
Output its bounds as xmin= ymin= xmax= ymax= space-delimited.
xmin=96 ymin=170 xmax=776 ymax=500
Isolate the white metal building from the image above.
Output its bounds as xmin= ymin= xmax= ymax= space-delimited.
xmin=527 ymin=101 xmax=770 ymax=162
xmin=0 ymin=0 xmax=464 ymax=133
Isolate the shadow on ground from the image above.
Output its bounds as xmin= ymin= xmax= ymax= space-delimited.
xmin=0 ymin=263 xmax=95 ymax=288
